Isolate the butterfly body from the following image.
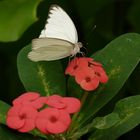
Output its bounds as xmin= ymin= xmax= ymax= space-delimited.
xmin=71 ymin=42 xmax=83 ymax=57
xmin=28 ymin=5 xmax=82 ymax=62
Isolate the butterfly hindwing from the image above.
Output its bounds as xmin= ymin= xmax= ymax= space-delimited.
xmin=28 ymin=38 xmax=74 ymax=61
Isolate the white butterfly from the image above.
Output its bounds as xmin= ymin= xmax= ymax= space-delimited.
xmin=28 ymin=5 xmax=83 ymax=61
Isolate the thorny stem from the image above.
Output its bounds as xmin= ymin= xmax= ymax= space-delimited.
xmin=53 ymin=134 xmax=66 ymax=140
xmin=67 ymin=91 xmax=89 ymax=137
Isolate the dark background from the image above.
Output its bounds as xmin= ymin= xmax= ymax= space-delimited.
xmin=0 ymin=0 xmax=140 ymax=139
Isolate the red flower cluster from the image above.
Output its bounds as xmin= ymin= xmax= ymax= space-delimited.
xmin=6 ymin=92 xmax=81 ymax=134
xmin=65 ymin=57 xmax=108 ymax=91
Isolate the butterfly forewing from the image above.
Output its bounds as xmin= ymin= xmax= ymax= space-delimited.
xmin=39 ymin=5 xmax=78 ymax=44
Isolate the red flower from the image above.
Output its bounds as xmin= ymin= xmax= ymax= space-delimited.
xmin=65 ymin=57 xmax=108 ymax=91
xmin=91 ymin=65 xmax=108 ymax=83
xmin=65 ymin=57 xmax=92 ymax=76
xmin=46 ymin=95 xmax=81 ymax=114
xmin=6 ymin=105 xmax=37 ymax=132
xmin=13 ymin=92 xmax=47 ymax=109
xmin=75 ymin=67 xmax=99 ymax=91
xmin=6 ymin=93 xmax=81 ymax=134
xmin=36 ymin=108 xmax=71 ymax=134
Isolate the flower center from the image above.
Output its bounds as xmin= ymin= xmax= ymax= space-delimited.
xmin=49 ymin=116 xmax=57 ymax=123
xmin=95 ymin=72 xmax=101 ymax=77
xmin=19 ymin=113 xmax=26 ymax=120
xmin=88 ymin=62 xmax=92 ymax=67
xmin=73 ymin=65 xmax=78 ymax=70
xmin=85 ymin=77 xmax=91 ymax=82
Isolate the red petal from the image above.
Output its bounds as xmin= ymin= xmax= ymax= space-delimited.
xmin=58 ymin=110 xmax=71 ymax=126
xmin=17 ymin=106 xmax=37 ymax=132
xmin=35 ymin=118 xmax=49 ymax=134
xmin=6 ymin=116 xmax=25 ymax=129
xmin=75 ymin=71 xmax=84 ymax=84
xmin=65 ymin=58 xmax=79 ymax=76
xmin=36 ymin=108 xmax=71 ymax=134
xmin=29 ymin=97 xmax=47 ymax=109
xmin=13 ymin=92 xmax=40 ymax=106
xmin=62 ymin=98 xmax=81 ymax=114
xmin=92 ymin=66 xmax=108 ymax=83
xmin=19 ymin=106 xmax=38 ymax=119
xmin=36 ymin=108 xmax=60 ymax=134
xmin=46 ymin=110 xmax=71 ymax=134
xmin=18 ymin=118 xmax=35 ymax=132
xmin=92 ymin=61 xmax=102 ymax=66
xmin=65 ymin=57 xmax=89 ymax=76
xmin=46 ymin=95 xmax=65 ymax=109
xmin=75 ymin=67 xmax=95 ymax=84
xmin=92 ymin=66 xmax=105 ymax=73
xmin=80 ymin=77 xmax=99 ymax=91
xmin=79 ymin=57 xmax=93 ymax=63
xmin=46 ymin=120 xmax=68 ymax=134
xmin=37 ymin=108 xmax=59 ymax=120
xmin=98 ymin=72 xmax=108 ymax=83
xmin=7 ymin=106 xmax=21 ymax=116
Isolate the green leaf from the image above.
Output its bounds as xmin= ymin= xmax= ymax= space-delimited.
xmin=89 ymin=33 xmax=140 ymax=113
xmin=69 ymin=113 xmax=120 ymax=139
xmin=0 ymin=100 xmax=11 ymax=124
xmin=78 ymin=33 xmax=140 ymax=124
xmin=0 ymin=0 xmax=41 ymax=42
xmin=91 ymin=113 xmax=120 ymax=129
xmin=67 ymin=77 xmax=84 ymax=98
xmin=0 ymin=124 xmax=44 ymax=140
xmin=89 ymin=95 xmax=140 ymax=140
xmin=17 ymin=44 xmax=66 ymax=96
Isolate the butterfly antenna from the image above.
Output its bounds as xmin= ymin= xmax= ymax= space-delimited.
xmin=82 ymin=46 xmax=87 ymax=56
xmin=68 ymin=56 xmax=72 ymax=64
xmin=68 ymin=54 xmax=76 ymax=64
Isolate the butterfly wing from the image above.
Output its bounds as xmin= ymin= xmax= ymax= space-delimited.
xmin=28 ymin=38 xmax=74 ymax=61
xmin=39 ymin=5 xmax=78 ymax=44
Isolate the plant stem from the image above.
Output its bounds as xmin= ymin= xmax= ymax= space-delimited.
xmin=80 ymin=91 xmax=89 ymax=106
xmin=54 ymin=134 xmax=66 ymax=140
xmin=67 ymin=91 xmax=89 ymax=137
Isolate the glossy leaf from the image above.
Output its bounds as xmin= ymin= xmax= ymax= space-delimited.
xmin=0 ymin=125 xmax=44 ymax=140
xmin=88 ymin=33 xmax=140 ymax=117
xmin=68 ymin=33 xmax=140 ymax=127
xmin=69 ymin=113 xmax=120 ymax=139
xmin=0 ymin=100 xmax=10 ymax=124
xmin=91 ymin=113 xmax=120 ymax=129
xmin=89 ymin=95 xmax=140 ymax=140
xmin=17 ymin=44 xmax=66 ymax=96
xmin=0 ymin=0 xmax=41 ymax=42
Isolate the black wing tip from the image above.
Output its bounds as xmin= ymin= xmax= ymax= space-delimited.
xmin=49 ymin=4 xmax=64 ymax=11
xmin=50 ymin=4 xmax=61 ymax=9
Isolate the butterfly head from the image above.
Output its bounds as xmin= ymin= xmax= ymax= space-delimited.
xmin=71 ymin=42 xmax=83 ymax=56
xmin=77 ymin=42 xmax=83 ymax=48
